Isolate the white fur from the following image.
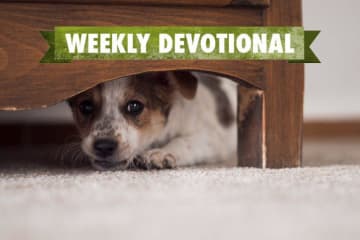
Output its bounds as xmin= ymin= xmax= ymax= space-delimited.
xmin=155 ymin=73 xmax=237 ymax=166
xmin=82 ymin=79 xmax=141 ymax=163
xmin=81 ymin=72 xmax=237 ymax=168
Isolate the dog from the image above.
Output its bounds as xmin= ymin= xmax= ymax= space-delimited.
xmin=68 ymin=71 xmax=237 ymax=170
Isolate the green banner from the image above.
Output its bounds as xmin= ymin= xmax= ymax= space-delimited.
xmin=40 ymin=26 xmax=320 ymax=63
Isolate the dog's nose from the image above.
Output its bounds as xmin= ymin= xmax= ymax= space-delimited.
xmin=93 ymin=138 xmax=118 ymax=158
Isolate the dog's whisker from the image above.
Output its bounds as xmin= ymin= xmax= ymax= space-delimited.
xmin=51 ymin=141 xmax=89 ymax=168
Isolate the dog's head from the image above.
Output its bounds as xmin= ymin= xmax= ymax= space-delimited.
xmin=68 ymin=71 xmax=197 ymax=170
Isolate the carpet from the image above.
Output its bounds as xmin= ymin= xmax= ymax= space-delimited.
xmin=1 ymin=139 xmax=360 ymax=240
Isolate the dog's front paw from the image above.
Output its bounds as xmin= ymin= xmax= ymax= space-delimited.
xmin=133 ymin=149 xmax=177 ymax=170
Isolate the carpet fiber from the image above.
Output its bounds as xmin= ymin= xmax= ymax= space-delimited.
xmin=1 ymin=166 xmax=360 ymax=240
xmin=1 ymin=139 xmax=360 ymax=240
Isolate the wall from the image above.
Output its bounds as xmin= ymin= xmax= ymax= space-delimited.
xmin=303 ymin=0 xmax=360 ymax=120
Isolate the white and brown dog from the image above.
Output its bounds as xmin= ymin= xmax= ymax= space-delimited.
xmin=68 ymin=71 xmax=237 ymax=170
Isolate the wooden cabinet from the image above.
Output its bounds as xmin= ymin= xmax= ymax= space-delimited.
xmin=0 ymin=0 xmax=304 ymax=168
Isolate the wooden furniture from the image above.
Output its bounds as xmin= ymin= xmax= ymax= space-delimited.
xmin=0 ymin=0 xmax=304 ymax=168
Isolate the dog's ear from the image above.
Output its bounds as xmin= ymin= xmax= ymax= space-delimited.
xmin=67 ymin=96 xmax=76 ymax=109
xmin=67 ymin=98 xmax=73 ymax=107
xmin=167 ymin=71 xmax=198 ymax=100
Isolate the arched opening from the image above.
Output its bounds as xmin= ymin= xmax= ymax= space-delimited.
xmin=0 ymin=70 xmax=265 ymax=169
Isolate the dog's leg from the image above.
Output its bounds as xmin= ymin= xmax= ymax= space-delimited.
xmin=134 ymin=130 xmax=234 ymax=169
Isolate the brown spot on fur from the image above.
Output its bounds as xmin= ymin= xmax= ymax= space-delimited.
xmin=201 ymin=74 xmax=235 ymax=127
xmin=170 ymin=71 xmax=198 ymax=99
xmin=68 ymin=85 xmax=102 ymax=137
xmin=70 ymin=71 xmax=198 ymax=139
xmin=124 ymin=72 xmax=176 ymax=128
xmin=122 ymin=71 xmax=198 ymax=141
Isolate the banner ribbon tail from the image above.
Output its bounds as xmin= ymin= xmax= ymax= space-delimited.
xmin=40 ymin=31 xmax=71 ymax=63
xmin=289 ymin=30 xmax=320 ymax=63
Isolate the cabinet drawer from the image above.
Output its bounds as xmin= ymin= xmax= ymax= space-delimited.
xmin=0 ymin=3 xmax=265 ymax=110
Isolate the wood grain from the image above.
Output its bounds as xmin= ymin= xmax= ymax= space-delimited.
xmin=263 ymin=0 xmax=304 ymax=168
xmin=238 ymin=85 xmax=265 ymax=167
xmin=2 ymin=0 xmax=270 ymax=7
xmin=231 ymin=0 xmax=270 ymax=7
xmin=0 ymin=0 xmax=305 ymax=170
xmin=0 ymin=3 xmax=264 ymax=110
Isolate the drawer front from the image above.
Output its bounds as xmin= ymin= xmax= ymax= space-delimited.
xmin=0 ymin=3 xmax=265 ymax=110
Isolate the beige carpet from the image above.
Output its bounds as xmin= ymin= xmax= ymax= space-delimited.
xmin=1 ymin=139 xmax=360 ymax=240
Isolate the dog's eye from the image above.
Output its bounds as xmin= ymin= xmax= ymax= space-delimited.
xmin=79 ymin=100 xmax=94 ymax=116
xmin=125 ymin=100 xmax=144 ymax=116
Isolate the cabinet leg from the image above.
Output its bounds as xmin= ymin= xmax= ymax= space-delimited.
xmin=238 ymin=85 xmax=265 ymax=168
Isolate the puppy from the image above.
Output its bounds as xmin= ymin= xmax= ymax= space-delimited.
xmin=68 ymin=71 xmax=237 ymax=170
